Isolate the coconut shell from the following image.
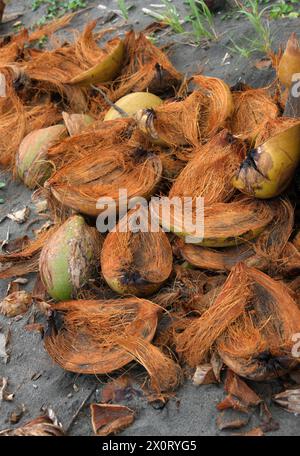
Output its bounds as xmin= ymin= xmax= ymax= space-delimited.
xmin=39 ymin=215 xmax=102 ymax=301
xmin=16 ymin=125 xmax=67 ymax=189
xmin=101 ymin=210 xmax=173 ymax=296
xmin=44 ymin=297 xmax=159 ymax=374
xmin=104 ymin=92 xmax=163 ymax=121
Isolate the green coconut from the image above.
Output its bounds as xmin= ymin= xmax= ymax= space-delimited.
xmin=104 ymin=92 xmax=163 ymax=121
xmin=39 ymin=215 xmax=102 ymax=301
xmin=16 ymin=124 xmax=67 ymax=189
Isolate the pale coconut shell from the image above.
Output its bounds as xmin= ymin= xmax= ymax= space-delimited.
xmin=16 ymin=125 xmax=67 ymax=189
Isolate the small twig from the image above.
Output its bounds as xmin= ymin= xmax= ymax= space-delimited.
xmin=91 ymin=85 xmax=129 ymax=118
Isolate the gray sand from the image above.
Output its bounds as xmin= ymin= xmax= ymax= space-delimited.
xmin=0 ymin=0 xmax=300 ymax=436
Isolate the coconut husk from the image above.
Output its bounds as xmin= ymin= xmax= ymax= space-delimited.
xmin=153 ymin=265 xmax=226 ymax=314
xmin=0 ymin=97 xmax=60 ymax=168
xmin=0 ymin=225 xmax=57 ymax=279
xmin=255 ymin=117 xmax=300 ymax=147
xmin=110 ymin=31 xmax=182 ymax=101
xmin=48 ymin=117 xmax=135 ymax=168
xmin=152 ymin=196 xmax=276 ymax=247
xmin=135 ymin=91 xmax=206 ymax=147
xmin=115 ymin=336 xmax=183 ymax=393
xmin=20 ymin=22 xmax=121 ymax=111
xmin=192 ymin=75 xmax=234 ymax=138
xmin=47 ymin=139 xmax=162 ymax=217
xmin=0 ymin=14 xmax=73 ymax=67
xmin=169 ymin=130 xmax=245 ymax=205
xmin=44 ymin=298 xmax=160 ymax=374
xmin=230 ymin=87 xmax=279 ymax=144
xmin=101 ymin=209 xmax=173 ymax=297
xmin=176 ymin=263 xmax=300 ymax=380
xmin=179 ymin=198 xmax=294 ymax=273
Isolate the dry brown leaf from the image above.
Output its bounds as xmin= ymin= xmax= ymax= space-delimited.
xmin=192 ymin=364 xmax=217 ymax=385
xmin=224 ymin=370 xmax=261 ymax=407
xmin=216 ymin=411 xmax=249 ymax=431
xmin=90 ymin=403 xmax=135 ymax=436
xmin=273 ymin=388 xmax=300 ymax=414
xmin=0 ymin=415 xmax=64 ymax=436
xmin=216 ymin=395 xmax=249 ymax=413
xmin=0 ymin=291 xmax=32 ymax=318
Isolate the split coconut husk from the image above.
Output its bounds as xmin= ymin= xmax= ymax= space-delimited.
xmin=233 ymin=122 xmax=300 ymax=199
xmin=278 ymin=33 xmax=300 ymax=89
xmin=179 ymin=198 xmax=294 ymax=273
xmin=44 ymin=297 xmax=160 ymax=374
xmin=176 ymin=263 xmax=300 ymax=381
xmin=115 ymin=336 xmax=183 ymax=392
xmin=151 ymin=196 xmax=275 ymax=247
xmin=192 ymin=75 xmax=234 ymax=138
xmin=169 ymin=130 xmax=245 ymax=205
xmin=254 ymin=117 xmax=300 ymax=147
xmin=101 ymin=209 xmax=173 ymax=297
xmin=135 ymin=76 xmax=233 ymax=147
xmin=46 ymin=140 xmax=162 ymax=217
xmin=110 ymin=31 xmax=182 ymax=101
xmin=230 ymin=86 xmax=279 ymax=144
xmin=15 ymin=124 xmax=67 ymax=189
xmin=39 ymin=215 xmax=102 ymax=301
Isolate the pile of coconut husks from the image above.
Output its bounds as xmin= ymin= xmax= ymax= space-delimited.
xmin=1 ymin=16 xmax=300 ymax=436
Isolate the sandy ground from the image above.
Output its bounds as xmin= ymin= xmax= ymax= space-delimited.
xmin=1 ymin=0 xmax=300 ymax=436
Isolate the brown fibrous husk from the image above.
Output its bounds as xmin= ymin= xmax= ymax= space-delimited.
xmin=176 ymin=263 xmax=300 ymax=380
xmin=230 ymin=86 xmax=279 ymax=143
xmin=44 ymin=298 xmax=160 ymax=374
xmin=169 ymin=130 xmax=245 ymax=205
xmin=110 ymin=31 xmax=182 ymax=101
xmin=47 ymin=137 xmax=163 ymax=216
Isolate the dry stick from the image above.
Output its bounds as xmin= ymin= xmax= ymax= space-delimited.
xmin=91 ymin=85 xmax=129 ymax=118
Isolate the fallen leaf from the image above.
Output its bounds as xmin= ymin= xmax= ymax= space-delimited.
xmin=225 ymin=370 xmax=261 ymax=406
xmin=0 ymin=377 xmax=14 ymax=403
xmin=232 ymin=427 xmax=264 ymax=436
xmin=101 ymin=376 xmax=137 ymax=403
xmin=273 ymin=388 xmax=300 ymax=414
xmin=9 ymin=404 xmax=26 ymax=424
xmin=0 ymin=328 xmax=10 ymax=364
xmin=90 ymin=403 xmax=135 ymax=436
xmin=211 ymin=351 xmax=223 ymax=382
xmin=1 ymin=235 xmax=29 ymax=254
xmin=216 ymin=395 xmax=249 ymax=413
xmin=0 ymin=291 xmax=32 ymax=317
xmin=7 ymin=207 xmax=30 ymax=224
xmin=0 ymin=415 xmax=64 ymax=436
xmin=216 ymin=411 xmax=249 ymax=431
xmin=259 ymin=402 xmax=280 ymax=433
xmin=193 ymin=364 xmax=217 ymax=385
xmin=24 ymin=323 xmax=44 ymax=336
xmin=254 ymin=57 xmax=272 ymax=70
